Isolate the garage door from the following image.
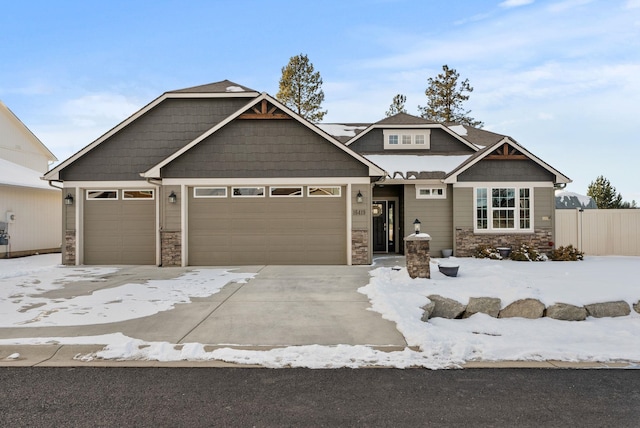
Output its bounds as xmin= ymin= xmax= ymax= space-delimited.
xmin=188 ymin=186 xmax=346 ymax=265
xmin=83 ymin=189 xmax=156 ymax=265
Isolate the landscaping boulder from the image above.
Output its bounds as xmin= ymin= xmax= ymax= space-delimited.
xmin=584 ymin=301 xmax=631 ymax=318
xmin=499 ymin=298 xmax=545 ymax=319
xmin=634 ymin=300 xmax=640 ymax=315
xmin=421 ymin=301 xmax=436 ymax=322
xmin=427 ymin=295 xmax=466 ymax=319
xmin=546 ymin=303 xmax=587 ymax=321
xmin=463 ymin=297 xmax=501 ymax=318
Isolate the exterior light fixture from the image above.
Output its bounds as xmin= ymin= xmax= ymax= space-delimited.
xmin=168 ymin=191 xmax=177 ymax=204
xmin=356 ymin=190 xmax=363 ymax=204
xmin=64 ymin=193 xmax=74 ymax=206
xmin=413 ymin=218 xmax=421 ymax=234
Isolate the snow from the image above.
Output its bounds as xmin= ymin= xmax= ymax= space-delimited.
xmin=316 ymin=123 xmax=367 ymax=137
xmin=448 ymin=124 xmax=468 ymax=136
xmin=0 ymin=254 xmax=639 ymax=368
xmin=0 ymin=158 xmax=56 ymax=190
xmin=225 ymin=86 xmax=244 ymax=92
xmin=364 ymin=154 xmax=471 ymax=177
xmin=555 ymin=190 xmax=595 ymax=208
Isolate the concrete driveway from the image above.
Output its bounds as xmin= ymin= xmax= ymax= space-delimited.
xmin=0 ymin=262 xmax=407 ymax=350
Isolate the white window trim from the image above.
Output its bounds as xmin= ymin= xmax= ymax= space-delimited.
xmin=383 ymin=129 xmax=431 ymax=150
xmin=473 ymin=185 xmax=534 ymax=233
xmin=231 ymin=186 xmax=265 ymax=198
xmin=270 ymin=186 xmax=303 ymax=197
xmin=416 ymin=185 xmax=446 ymax=199
xmin=123 ymin=189 xmax=155 ymax=200
xmin=308 ymin=186 xmax=342 ymax=197
xmin=86 ymin=189 xmax=119 ymax=200
xmin=194 ymin=187 xmax=227 ymax=198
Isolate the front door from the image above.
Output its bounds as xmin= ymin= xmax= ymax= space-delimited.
xmin=372 ymin=200 xmax=395 ymax=253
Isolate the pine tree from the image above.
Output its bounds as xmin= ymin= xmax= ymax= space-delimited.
xmin=385 ymin=94 xmax=407 ymax=117
xmin=276 ymin=54 xmax=327 ymax=122
xmin=418 ymin=65 xmax=483 ymax=127
xmin=587 ymin=175 xmax=625 ymax=209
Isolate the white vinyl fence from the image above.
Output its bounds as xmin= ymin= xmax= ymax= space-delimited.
xmin=555 ymin=209 xmax=640 ymax=256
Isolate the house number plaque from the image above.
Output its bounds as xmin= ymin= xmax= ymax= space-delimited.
xmin=353 ymin=209 xmax=366 ymax=216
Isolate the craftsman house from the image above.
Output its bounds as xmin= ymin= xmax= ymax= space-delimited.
xmin=44 ymin=80 xmax=570 ymax=266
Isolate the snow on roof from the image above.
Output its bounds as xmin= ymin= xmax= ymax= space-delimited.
xmin=225 ymin=86 xmax=244 ymax=92
xmin=448 ymin=124 xmax=467 ymax=136
xmin=0 ymin=158 xmax=58 ymax=190
xmin=317 ymin=123 xmax=367 ymax=137
xmin=364 ymin=154 xmax=472 ymax=177
xmin=555 ymin=190 xmax=596 ymax=209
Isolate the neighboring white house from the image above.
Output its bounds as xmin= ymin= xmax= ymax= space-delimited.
xmin=0 ymin=100 xmax=61 ymax=258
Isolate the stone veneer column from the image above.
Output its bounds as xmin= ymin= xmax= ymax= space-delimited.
xmin=404 ymin=233 xmax=431 ymax=279
xmin=161 ymin=231 xmax=182 ymax=267
xmin=64 ymin=230 xmax=76 ymax=266
xmin=351 ymin=229 xmax=369 ymax=265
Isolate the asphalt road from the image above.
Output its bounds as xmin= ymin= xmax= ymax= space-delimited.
xmin=1 ymin=368 xmax=638 ymax=427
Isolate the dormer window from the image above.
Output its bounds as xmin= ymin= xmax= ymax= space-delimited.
xmin=383 ymin=130 xmax=431 ymax=150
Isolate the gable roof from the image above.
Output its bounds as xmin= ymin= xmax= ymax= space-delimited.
xmin=444 ymin=137 xmax=571 ymax=184
xmin=448 ymin=124 xmax=507 ymax=147
xmin=0 ymin=158 xmax=57 ymax=190
xmin=0 ymin=100 xmax=57 ymax=164
xmin=142 ymin=92 xmax=386 ymax=178
xmin=44 ymin=80 xmax=260 ymax=181
xmin=344 ymin=112 xmax=479 ymax=151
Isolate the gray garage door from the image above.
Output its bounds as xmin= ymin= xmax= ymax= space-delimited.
xmin=83 ymin=190 xmax=156 ymax=264
xmin=188 ymin=186 xmax=346 ymax=265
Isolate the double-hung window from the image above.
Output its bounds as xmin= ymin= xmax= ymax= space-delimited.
xmin=475 ymin=186 xmax=532 ymax=232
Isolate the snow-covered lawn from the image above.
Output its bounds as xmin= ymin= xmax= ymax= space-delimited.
xmin=1 ymin=254 xmax=639 ymax=368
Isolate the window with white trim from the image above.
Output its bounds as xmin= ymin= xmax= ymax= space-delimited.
xmin=232 ymin=187 xmax=265 ymax=197
xmin=383 ymin=130 xmax=431 ymax=150
xmin=416 ymin=186 xmax=446 ymax=199
xmin=123 ymin=190 xmax=154 ymax=200
xmin=475 ymin=186 xmax=533 ymax=232
xmin=308 ymin=186 xmax=341 ymax=197
xmin=194 ymin=187 xmax=227 ymax=198
xmin=86 ymin=190 xmax=118 ymax=200
xmin=270 ymin=187 xmax=303 ymax=197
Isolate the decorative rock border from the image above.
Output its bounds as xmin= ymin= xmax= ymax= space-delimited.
xmin=422 ymin=295 xmax=639 ymax=321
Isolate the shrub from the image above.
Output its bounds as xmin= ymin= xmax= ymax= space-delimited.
xmin=474 ymin=245 xmax=502 ymax=260
xmin=510 ymin=244 xmax=547 ymax=262
xmin=549 ymin=245 xmax=584 ymax=261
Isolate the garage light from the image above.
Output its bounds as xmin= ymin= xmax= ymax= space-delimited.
xmin=64 ymin=193 xmax=74 ymax=206
xmin=413 ymin=218 xmax=421 ymax=234
xmin=168 ymin=191 xmax=177 ymax=204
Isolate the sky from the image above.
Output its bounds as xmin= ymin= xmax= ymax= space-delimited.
xmin=1 ymin=0 xmax=639 ymax=201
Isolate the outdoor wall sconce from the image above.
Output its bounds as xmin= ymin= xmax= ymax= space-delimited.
xmin=413 ymin=218 xmax=421 ymax=234
xmin=356 ymin=190 xmax=363 ymax=204
xmin=64 ymin=193 xmax=74 ymax=206
xmin=168 ymin=191 xmax=177 ymax=204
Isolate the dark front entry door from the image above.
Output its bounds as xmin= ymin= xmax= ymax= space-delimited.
xmin=373 ymin=200 xmax=395 ymax=253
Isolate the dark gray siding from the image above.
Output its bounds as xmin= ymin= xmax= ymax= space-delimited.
xmin=457 ymin=160 xmax=554 ymax=182
xmin=163 ymin=119 xmax=369 ymax=178
xmin=60 ymin=98 xmax=252 ymax=181
xmin=350 ymin=128 xmax=475 ymax=155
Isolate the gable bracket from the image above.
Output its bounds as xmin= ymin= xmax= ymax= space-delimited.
xmin=239 ymin=99 xmax=291 ymax=119
xmin=485 ymin=142 xmax=528 ymax=160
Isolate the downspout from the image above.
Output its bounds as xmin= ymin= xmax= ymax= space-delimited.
xmin=145 ymin=177 xmax=163 ymax=266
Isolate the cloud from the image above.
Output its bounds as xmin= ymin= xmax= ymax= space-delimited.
xmin=61 ymin=92 xmax=141 ymax=128
xmin=499 ymin=0 xmax=535 ymax=8
xmin=547 ymin=0 xmax=595 ymax=13
xmin=626 ymin=0 xmax=640 ymax=8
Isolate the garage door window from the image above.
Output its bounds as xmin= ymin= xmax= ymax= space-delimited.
xmin=308 ymin=186 xmax=341 ymax=197
xmin=123 ymin=190 xmax=154 ymax=200
xmin=194 ymin=187 xmax=227 ymax=198
xmin=86 ymin=190 xmax=118 ymax=200
xmin=232 ymin=187 xmax=265 ymax=197
xmin=270 ymin=187 xmax=303 ymax=197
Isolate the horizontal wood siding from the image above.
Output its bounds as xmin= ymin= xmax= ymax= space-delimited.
xmin=403 ymin=184 xmax=453 ymax=256
xmin=0 ymin=186 xmax=61 ymax=254
xmin=453 ymin=187 xmax=473 ymax=229
xmin=534 ymin=187 xmax=554 ymax=233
